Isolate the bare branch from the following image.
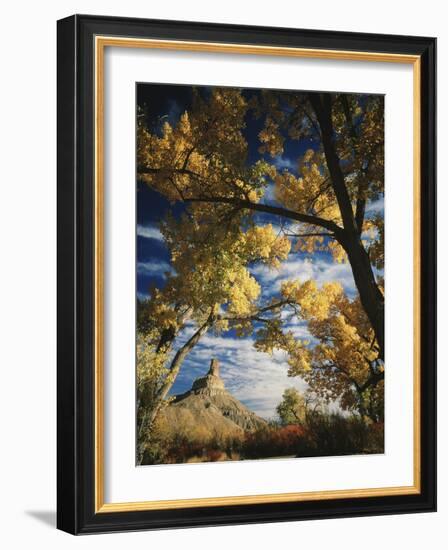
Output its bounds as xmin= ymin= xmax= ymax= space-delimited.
xmin=138 ymin=165 xmax=343 ymax=236
xmin=283 ymin=231 xmax=334 ymax=238
xmin=221 ymin=299 xmax=291 ymax=323
xmin=185 ymin=196 xmax=343 ymax=235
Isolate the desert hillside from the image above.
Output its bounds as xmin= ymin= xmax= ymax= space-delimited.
xmin=159 ymin=359 xmax=266 ymax=441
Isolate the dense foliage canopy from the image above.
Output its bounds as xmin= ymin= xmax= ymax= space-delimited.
xmin=136 ymin=86 xmax=385 ymax=460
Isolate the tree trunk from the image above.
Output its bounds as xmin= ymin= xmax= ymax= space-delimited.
xmin=150 ymin=315 xmax=214 ymax=425
xmin=156 ymin=305 xmax=193 ymax=353
xmin=342 ymin=234 xmax=385 ymax=359
xmin=137 ymin=311 xmax=216 ymax=464
xmin=309 ymin=92 xmax=385 ymax=359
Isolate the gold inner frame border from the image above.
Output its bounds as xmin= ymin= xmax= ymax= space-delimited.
xmin=94 ymin=36 xmax=421 ymax=513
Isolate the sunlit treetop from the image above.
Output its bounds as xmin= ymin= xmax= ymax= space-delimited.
xmin=254 ymin=280 xmax=383 ymax=419
xmin=140 ymin=208 xmax=291 ymax=347
xmin=137 ymin=86 xmax=385 ymax=359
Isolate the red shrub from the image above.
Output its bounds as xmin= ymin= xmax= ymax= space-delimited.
xmin=206 ymin=449 xmax=222 ymax=462
xmin=242 ymin=424 xmax=308 ymax=458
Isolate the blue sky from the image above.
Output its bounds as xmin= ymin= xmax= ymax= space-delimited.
xmin=136 ymin=84 xmax=383 ymax=419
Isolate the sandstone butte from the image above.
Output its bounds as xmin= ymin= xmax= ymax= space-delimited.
xmin=159 ymin=358 xmax=267 ymax=441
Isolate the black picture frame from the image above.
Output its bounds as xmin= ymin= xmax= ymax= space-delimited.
xmin=57 ymin=14 xmax=436 ymax=535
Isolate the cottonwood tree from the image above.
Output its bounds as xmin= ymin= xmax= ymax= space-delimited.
xmin=136 ymin=210 xmax=291 ymax=463
xmin=256 ymin=280 xmax=384 ymax=422
xmin=137 ymin=88 xmax=384 ymax=359
xmin=276 ymin=388 xmax=307 ymax=425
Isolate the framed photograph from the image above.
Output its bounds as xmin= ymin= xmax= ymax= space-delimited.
xmin=57 ymin=14 xmax=436 ymax=534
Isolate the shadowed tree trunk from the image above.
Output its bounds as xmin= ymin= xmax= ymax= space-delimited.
xmin=309 ymin=93 xmax=384 ymax=359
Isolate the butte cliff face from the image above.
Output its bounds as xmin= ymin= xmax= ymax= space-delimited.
xmin=160 ymin=359 xmax=266 ymax=439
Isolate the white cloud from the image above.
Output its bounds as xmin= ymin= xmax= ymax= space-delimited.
xmin=251 ymin=255 xmax=356 ymax=296
xmin=280 ymin=314 xmax=315 ymax=341
xmin=261 ymin=182 xmax=277 ymax=204
xmin=137 ymin=224 xmax=164 ymax=241
xmin=137 ymin=260 xmax=171 ymax=277
xmin=365 ymin=196 xmax=384 ymax=215
xmin=273 ymin=154 xmax=296 ymax=172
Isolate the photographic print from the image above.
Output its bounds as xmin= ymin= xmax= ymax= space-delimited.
xmin=136 ymin=83 xmax=385 ymax=466
xmin=57 ymin=16 xmax=436 ymax=533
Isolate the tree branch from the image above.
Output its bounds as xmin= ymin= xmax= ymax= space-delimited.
xmin=185 ymin=196 xmax=342 ymax=235
xmin=148 ymin=309 xmax=216 ymax=427
xmin=308 ymin=93 xmax=357 ymax=234
xmin=138 ymin=164 xmax=343 ymax=236
xmin=221 ymin=299 xmax=291 ymax=322
xmin=283 ymin=231 xmax=334 ymax=238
